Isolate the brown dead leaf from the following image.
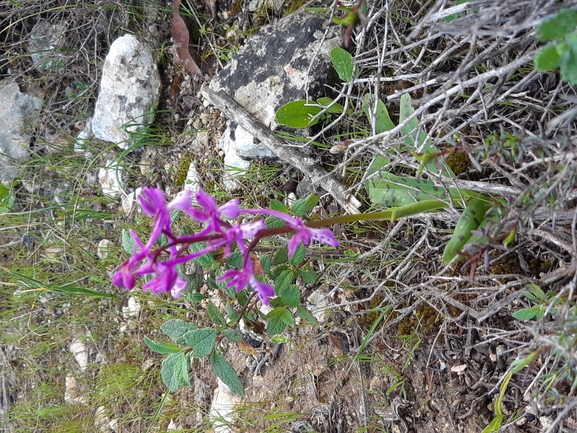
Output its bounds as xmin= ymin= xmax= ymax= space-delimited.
xmin=238 ymin=340 xmax=258 ymax=355
xmin=172 ymin=0 xmax=202 ymax=78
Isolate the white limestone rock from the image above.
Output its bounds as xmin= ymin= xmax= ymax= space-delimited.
xmin=28 ymin=20 xmax=68 ymax=71
xmin=89 ymin=34 xmax=161 ymax=150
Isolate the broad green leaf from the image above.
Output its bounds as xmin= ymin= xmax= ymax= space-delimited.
xmin=144 ymin=336 xmax=181 ymax=355
xmin=274 ymin=269 xmax=295 ymax=293
xmin=121 ymin=229 xmax=137 ymax=254
xmin=265 ymin=215 xmax=286 ymax=229
xmin=362 ymin=94 xmax=394 ymax=134
xmin=0 ymin=183 xmax=9 ymax=201
xmin=278 ymin=284 xmax=301 ymax=307
xmin=189 ymin=243 xmax=215 ymax=268
xmin=304 ymin=194 xmax=320 ymax=212
xmin=206 ymin=301 xmax=227 ymax=327
xmin=227 ymin=251 xmax=243 ymax=269
xmin=161 ymin=352 xmax=191 ymax=392
xmin=368 ymin=172 xmax=474 ymax=207
xmin=222 ymin=329 xmax=243 ymax=343
xmin=525 ymin=284 xmax=547 ymax=302
xmin=289 ymin=243 xmax=306 ymax=266
xmin=512 ymin=307 xmax=539 ymax=321
xmin=270 ymin=199 xmax=290 ymax=213
xmin=260 ymin=254 xmax=272 ymax=274
xmin=330 ymin=46 xmax=355 ymax=81
xmin=161 ymin=319 xmax=198 ymax=345
xmin=266 ymin=307 xmax=294 ymax=335
xmin=184 ymin=328 xmax=217 ymax=358
xmin=291 ymin=199 xmax=308 ymax=217
xmin=272 ymin=246 xmax=289 ymax=265
xmin=535 ymin=44 xmax=562 ymax=71
xmin=298 ymin=267 xmax=317 ymax=284
xmin=560 ymin=43 xmax=577 ymax=85
xmin=442 ymin=197 xmax=490 ymax=265
xmin=210 ymin=351 xmax=245 ymax=396
xmin=317 ymin=97 xmax=345 ymax=114
xmin=296 ymin=305 xmax=318 ymax=324
xmin=275 ymin=100 xmax=322 ymax=128
xmin=536 ymin=8 xmax=577 ymax=42
xmin=187 ymin=291 xmax=204 ymax=302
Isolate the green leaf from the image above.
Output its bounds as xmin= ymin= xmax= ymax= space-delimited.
xmin=210 ymin=351 xmax=245 ymax=396
xmin=525 ymin=283 xmax=547 ymax=302
xmin=121 ymin=229 xmax=137 ymax=254
xmin=260 ymin=255 xmax=272 ymax=274
xmin=442 ymin=197 xmax=490 ymax=265
xmin=188 ymin=242 xmax=215 ymax=268
xmin=275 ymin=100 xmax=322 ymax=128
xmin=279 ymin=284 xmax=301 ymax=307
xmin=304 ymin=194 xmax=320 ymax=212
xmin=330 ymin=46 xmax=355 ymax=81
xmin=275 ymin=269 xmax=295 ymax=293
xmin=298 ymin=267 xmax=317 ymax=284
xmin=206 ymin=301 xmax=227 ymax=327
xmin=272 ymin=246 xmax=289 ymax=265
xmin=362 ymin=94 xmax=394 ymax=134
xmin=222 ymin=329 xmax=243 ymax=343
xmin=481 ymin=415 xmax=503 ymax=433
xmin=265 ymin=215 xmax=287 ymax=229
xmin=368 ymin=172 xmax=469 ymax=207
xmin=510 ymin=351 xmax=539 ymax=374
xmin=144 ymin=336 xmax=181 ymax=355
xmin=270 ymin=199 xmax=290 ymax=213
xmin=267 ymin=313 xmax=288 ymax=335
xmin=161 ymin=319 xmax=198 ymax=345
xmin=512 ymin=307 xmax=539 ymax=321
xmin=227 ymin=251 xmax=243 ymax=269
xmin=187 ymin=291 xmax=204 ymax=302
xmin=317 ymin=97 xmax=345 ymax=114
xmin=560 ymin=44 xmax=577 ymax=84
xmin=289 ymin=243 xmax=306 ymax=266
xmin=291 ymin=199 xmax=308 ymax=217
xmin=535 ymin=44 xmax=562 ymax=71
xmin=536 ymin=8 xmax=577 ymax=42
xmin=177 ymin=265 xmax=203 ymax=294
xmin=161 ymin=352 xmax=191 ymax=392
xmin=0 ymin=183 xmax=9 ymax=201
xmin=296 ymin=305 xmax=318 ymax=324
xmin=183 ymin=328 xmax=217 ymax=358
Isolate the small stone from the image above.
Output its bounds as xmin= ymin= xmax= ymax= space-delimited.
xmin=98 ymin=160 xmax=125 ymax=198
xmin=28 ymin=20 xmax=68 ymax=71
xmin=97 ymin=239 xmax=112 ymax=260
xmin=69 ymin=338 xmax=89 ymax=371
xmin=122 ymin=296 xmax=141 ymax=319
xmin=64 ymin=375 xmax=87 ymax=404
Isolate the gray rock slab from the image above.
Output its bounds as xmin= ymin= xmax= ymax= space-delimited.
xmin=28 ymin=20 xmax=68 ymax=71
xmin=0 ymin=81 xmax=43 ymax=185
xmin=90 ymin=34 xmax=161 ymax=150
xmin=209 ymin=11 xmax=341 ymax=172
xmin=210 ymin=12 xmax=341 ymax=130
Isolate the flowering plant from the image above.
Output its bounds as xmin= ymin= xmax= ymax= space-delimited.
xmin=114 ymin=187 xmax=339 ymax=394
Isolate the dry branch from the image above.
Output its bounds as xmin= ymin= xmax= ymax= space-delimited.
xmin=200 ymin=87 xmax=362 ymax=214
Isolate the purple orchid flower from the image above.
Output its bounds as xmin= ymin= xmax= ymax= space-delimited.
xmin=217 ymin=257 xmax=275 ymax=306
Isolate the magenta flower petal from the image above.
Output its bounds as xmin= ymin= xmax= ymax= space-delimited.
xmin=139 ymin=188 xmax=167 ymax=216
xmin=219 ymin=199 xmax=241 ymax=219
xmin=112 ymin=263 xmax=135 ymax=289
xmin=250 ymin=277 xmax=275 ymax=306
xmin=167 ymin=190 xmax=193 ymax=212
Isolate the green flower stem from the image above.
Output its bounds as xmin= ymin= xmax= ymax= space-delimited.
xmin=304 ymin=199 xmax=449 ymax=228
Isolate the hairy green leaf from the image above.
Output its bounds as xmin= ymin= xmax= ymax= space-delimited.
xmin=536 ymin=8 xmax=577 ymax=42
xmin=291 ymin=199 xmax=308 ymax=217
xmin=535 ymin=44 xmax=562 ymax=71
xmin=184 ymin=328 xmax=217 ymax=358
xmin=296 ymin=305 xmax=318 ymax=324
xmin=206 ymin=301 xmax=227 ymax=327
xmin=161 ymin=319 xmax=198 ymax=345
xmin=161 ymin=352 xmax=190 ymax=392
xmin=144 ymin=336 xmax=180 ymax=355
xmin=211 ymin=351 xmax=245 ymax=396
xmin=298 ymin=266 xmax=317 ymax=284
xmin=289 ymin=243 xmax=306 ymax=266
